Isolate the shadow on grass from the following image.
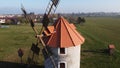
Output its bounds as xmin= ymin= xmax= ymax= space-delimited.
xmin=0 ymin=61 xmax=44 ymax=68
xmin=82 ymin=49 xmax=109 ymax=54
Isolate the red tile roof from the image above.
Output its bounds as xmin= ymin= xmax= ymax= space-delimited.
xmin=43 ymin=26 xmax=54 ymax=36
xmin=43 ymin=17 xmax=85 ymax=48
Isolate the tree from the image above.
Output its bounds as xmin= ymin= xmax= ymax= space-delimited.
xmin=77 ymin=17 xmax=86 ymax=24
xmin=77 ymin=17 xmax=82 ymax=24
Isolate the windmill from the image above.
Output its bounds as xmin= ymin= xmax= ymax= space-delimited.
xmin=21 ymin=0 xmax=60 ymax=68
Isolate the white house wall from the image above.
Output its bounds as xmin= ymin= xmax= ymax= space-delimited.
xmin=0 ymin=19 xmax=5 ymax=23
xmin=44 ymin=45 xmax=81 ymax=68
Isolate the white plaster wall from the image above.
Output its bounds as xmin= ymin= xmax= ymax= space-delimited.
xmin=0 ymin=19 xmax=5 ymax=23
xmin=44 ymin=45 xmax=81 ymax=68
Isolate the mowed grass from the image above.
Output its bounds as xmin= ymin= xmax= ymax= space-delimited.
xmin=0 ymin=17 xmax=120 ymax=68
xmin=77 ymin=17 xmax=120 ymax=68
xmin=0 ymin=24 xmax=44 ymax=66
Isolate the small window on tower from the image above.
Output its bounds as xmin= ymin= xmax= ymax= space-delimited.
xmin=60 ymin=48 xmax=65 ymax=54
xmin=58 ymin=62 xmax=67 ymax=68
xmin=60 ymin=63 xmax=65 ymax=68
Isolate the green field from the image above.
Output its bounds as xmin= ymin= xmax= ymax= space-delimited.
xmin=0 ymin=24 xmax=44 ymax=68
xmin=0 ymin=17 xmax=120 ymax=68
xmin=78 ymin=17 xmax=120 ymax=68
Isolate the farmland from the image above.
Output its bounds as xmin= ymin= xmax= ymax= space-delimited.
xmin=78 ymin=17 xmax=120 ymax=68
xmin=0 ymin=17 xmax=120 ymax=68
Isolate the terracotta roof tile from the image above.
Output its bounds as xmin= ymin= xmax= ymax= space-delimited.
xmin=43 ymin=17 xmax=85 ymax=48
xmin=70 ymin=24 xmax=76 ymax=29
xmin=47 ymin=26 xmax=54 ymax=33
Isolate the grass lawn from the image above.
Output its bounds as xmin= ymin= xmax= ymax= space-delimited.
xmin=0 ymin=24 xmax=44 ymax=68
xmin=77 ymin=17 xmax=120 ymax=68
xmin=0 ymin=17 xmax=120 ymax=68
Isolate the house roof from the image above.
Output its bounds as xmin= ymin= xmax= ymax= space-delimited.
xmin=42 ymin=16 xmax=85 ymax=48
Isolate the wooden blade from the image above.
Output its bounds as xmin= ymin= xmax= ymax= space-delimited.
xmin=51 ymin=0 xmax=60 ymax=7
xmin=39 ymin=1 xmax=61 ymax=67
xmin=42 ymin=0 xmax=60 ymax=29
xmin=39 ymin=35 xmax=57 ymax=68
xmin=42 ymin=14 xmax=50 ymax=29
xmin=21 ymin=4 xmax=27 ymax=16
xmin=21 ymin=5 xmax=38 ymax=35
xmin=29 ymin=19 xmax=35 ymax=28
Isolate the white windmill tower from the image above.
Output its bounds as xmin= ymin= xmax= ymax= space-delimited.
xmin=42 ymin=16 xmax=85 ymax=68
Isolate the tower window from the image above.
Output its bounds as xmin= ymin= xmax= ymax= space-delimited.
xmin=58 ymin=62 xmax=67 ymax=68
xmin=60 ymin=48 xmax=65 ymax=54
xmin=60 ymin=63 xmax=65 ymax=68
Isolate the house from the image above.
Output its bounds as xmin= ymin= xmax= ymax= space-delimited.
xmin=0 ymin=16 xmax=18 ymax=24
xmin=42 ymin=16 xmax=85 ymax=68
xmin=0 ymin=17 xmax=6 ymax=23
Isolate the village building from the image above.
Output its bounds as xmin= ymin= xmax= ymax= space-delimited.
xmin=0 ymin=17 xmax=6 ymax=23
xmin=0 ymin=16 xmax=18 ymax=24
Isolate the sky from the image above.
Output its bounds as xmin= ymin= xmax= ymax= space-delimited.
xmin=0 ymin=0 xmax=120 ymax=14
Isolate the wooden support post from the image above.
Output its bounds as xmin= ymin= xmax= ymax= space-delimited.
xmin=108 ymin=44 xmax=115 ymax=55
xmin=18 ymin=48 xmax=24 ymax=63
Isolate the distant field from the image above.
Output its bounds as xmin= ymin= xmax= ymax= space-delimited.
xmin=77 ymin=17 xmax=120 ymax=68
xmin=0 ymin=17 xmax=120 ymax=68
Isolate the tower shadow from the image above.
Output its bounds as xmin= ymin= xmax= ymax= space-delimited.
xmin=82 ymin=49 xmax=109 ymax=54
xmin=0 ymin=61 xmax=44 ymax=68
